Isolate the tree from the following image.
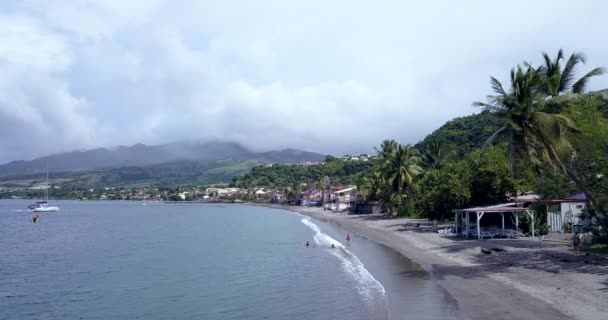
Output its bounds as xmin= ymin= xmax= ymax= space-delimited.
xmin=474 ymin=64 xmax=577 ymax=175
xmin=286 ymin=184 xmax=301 ymax=205
xmin=465 ymin=146 xmax=515 ymax=206
xmin=537 ymin=49 xmax=605 ymax=97
xmin=563 ymin=95 xmax=608 ymax=240
xmin=324 ymin=155 xmax=337 ymax=162
xmin=421 ymin=140 xmax=453 ymax=170
xmin=376 ymin=142 xmax=423 ymax=215
xmin=415 ymin=163 xmax=471 ymax=220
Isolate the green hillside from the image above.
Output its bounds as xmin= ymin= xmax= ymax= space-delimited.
xmin=231 ymin=159 xmax=377 ymax=188
xmin=415 ymin=110 xmax=504 ymax=158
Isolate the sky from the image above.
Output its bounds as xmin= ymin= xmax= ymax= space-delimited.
xmin=2 ymin=0 xmax=608 ymax=163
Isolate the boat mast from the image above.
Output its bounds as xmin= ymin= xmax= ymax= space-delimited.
xmin=46 ymin=162 xmax=49 ymax=200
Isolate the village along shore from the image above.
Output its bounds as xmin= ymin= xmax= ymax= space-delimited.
xmin=264 ymin=204 xmax=608 ymax=320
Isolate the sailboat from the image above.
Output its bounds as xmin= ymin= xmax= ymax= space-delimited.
xmin=28 ymin=165 xmax=60 ymax=212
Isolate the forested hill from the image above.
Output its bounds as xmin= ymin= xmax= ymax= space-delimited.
xmin=415 ymin=111 xmax=504 ymax=158
xmin=231 ymin=159 xmax=377 ymax=188
xmin=233 ymin=111 xmax=504 ymax=188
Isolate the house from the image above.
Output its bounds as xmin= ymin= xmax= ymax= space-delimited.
xmin=226 ymin=188 xmax=240 ymax=194
xmin=333 ymin=186 xmax=355 ymax=202
xmin=327 ymin=186 xmax=356 ymax=211
xmin=206 ymin=188 xmax=229 ymax=197
xmin=254 ymin=189 xmax=269 ymax=202
xmin=510 ymin=192 xmax=589 ymax=233
xmin=548 ymin=193 xmax=588 ymax=232
xmin=301 ymin=189 xmax=322 ymax=206
xmin=271 ymin=192 xmax=285 ymax=204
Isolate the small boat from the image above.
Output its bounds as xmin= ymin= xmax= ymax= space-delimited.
xmin=27 ymin=164 xmax=60 ymax=212
xmin=28 ymin=201 xmax=60 ymax=212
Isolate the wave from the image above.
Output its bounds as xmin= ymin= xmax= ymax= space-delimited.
xmin=300 ymin=217 xmax=386 ymax=304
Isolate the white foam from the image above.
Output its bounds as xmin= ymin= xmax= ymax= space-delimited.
xmin=301 ymin=217 xmax=386 ymax=303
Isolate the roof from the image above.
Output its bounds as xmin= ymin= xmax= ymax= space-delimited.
xmin=557 ymin=192 xmax=588 ymax=203
xmin=509 ymin=192 xmax=588 ymax=204
xmin=455 ymin=203 xmax=530 ymax=213
xmin=514 ymin=193 xmax=540 ymax=203
xmin=333 ymin=186 xmax=356 ymax=193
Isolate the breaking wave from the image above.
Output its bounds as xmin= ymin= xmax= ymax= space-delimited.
xmin=300 ymin=217 xmax=387 ymax=304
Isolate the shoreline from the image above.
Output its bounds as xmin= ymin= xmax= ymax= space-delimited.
xmin=262 ymin=204 xmax=608 ymax=320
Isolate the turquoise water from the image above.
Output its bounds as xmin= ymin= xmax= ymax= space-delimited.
xmin=0 ymin=200 xmax=461 ymax=320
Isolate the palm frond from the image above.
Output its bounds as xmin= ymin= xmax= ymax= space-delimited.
xmin=490 ymin=76 xmax=507 ymax=96
xmin=484 ymin=125 xmax=508 ymax=146
xmin=560 ymin=52 xmax=585 ymax=92
xmin=572 ymin=67 xmax=606 ymax=93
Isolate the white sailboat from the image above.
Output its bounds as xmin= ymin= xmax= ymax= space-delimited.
xmin=28 ymin=165 xmax=60 ymax=212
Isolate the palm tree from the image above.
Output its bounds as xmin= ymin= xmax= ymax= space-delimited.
xmin=375 ymin=139 xmax=398 ymax=161
xmin=287 ymin=183 xmax=301 ymax=205
xmin=538 ymin=49 xmax=605 ymax=97
xmin=314 ymin=180 xmax=323 ymax=190
xmin=474 ymin=64 xmax=577 ymax=174
xmin=382 ymin=144 xmax=423 ymax=214
xmin=421 ymin=140 xmax=452 ymax=170
xmin=475 ymin=51 xmax=605 ymax=207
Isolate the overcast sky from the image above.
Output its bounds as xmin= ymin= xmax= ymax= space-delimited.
xmin=1 ymin=1 xmax=608 ymax=163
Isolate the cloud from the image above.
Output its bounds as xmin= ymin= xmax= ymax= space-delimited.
xmin=1 ymin=0 xmax=608 ymax=163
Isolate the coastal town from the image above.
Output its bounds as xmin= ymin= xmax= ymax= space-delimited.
xmin=4 ymin=2 xmax=608 ymax=320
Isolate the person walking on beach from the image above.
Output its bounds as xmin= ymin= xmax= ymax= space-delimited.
xmin=346 ymin=233 xmax=350 ymax=246
xmin=572 ymin=232 xmax=581 ymax=255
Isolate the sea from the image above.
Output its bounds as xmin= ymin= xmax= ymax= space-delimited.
xmin=0 ymin=200 xmax=463 ymax=320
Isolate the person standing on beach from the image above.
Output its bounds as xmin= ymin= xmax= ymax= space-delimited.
xmin=346 ymin=233 xmax=350 ymax=246
xmin=572 ymin=232 xmax=581 ymax=255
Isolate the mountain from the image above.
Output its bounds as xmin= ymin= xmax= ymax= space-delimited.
xmin=0 ymin=141 xmax=324 ymax=178
xmin=250 ymin=148 xmax=326 ymax=164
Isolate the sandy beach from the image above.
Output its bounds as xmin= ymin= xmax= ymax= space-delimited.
xmin=277 ymin=205 xmax=608 ymax=320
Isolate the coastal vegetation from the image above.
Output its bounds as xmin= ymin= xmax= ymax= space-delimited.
xmin=232 ymin=158 xmax=376 ymax=188
xmin=234 ymin=50 xmax=608 ymax=242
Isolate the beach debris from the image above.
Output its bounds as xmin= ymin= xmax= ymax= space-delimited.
xmin=481 ymin=248 xmax=492 ymax=255
xmin=489 ymin=247 xmax=505 ymax=252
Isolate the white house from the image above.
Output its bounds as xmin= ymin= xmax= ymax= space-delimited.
xmin=548 ymin=193 xmax=588 ymax=232
xmin=327 ymin=186 xmax=356 ymax=211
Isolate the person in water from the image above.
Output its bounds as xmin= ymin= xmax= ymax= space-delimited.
xmin=346 ymin=233 xmax=351 ymax=246
xmin=331 ymin=244 xmax=335 ymax=248
xmin=305 ymin=241 xmax=310 ymax=247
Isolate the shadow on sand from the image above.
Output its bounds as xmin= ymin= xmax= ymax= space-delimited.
xmin=423 ymin=237 xmax=608 ymax=291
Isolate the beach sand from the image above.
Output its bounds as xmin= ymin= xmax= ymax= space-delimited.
xmin=280 ymin=205 xmax=608 ymax=320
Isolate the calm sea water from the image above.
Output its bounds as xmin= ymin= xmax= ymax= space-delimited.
xmin=0 ymin=200 xmax=462 ymax=320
